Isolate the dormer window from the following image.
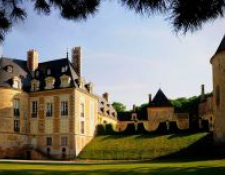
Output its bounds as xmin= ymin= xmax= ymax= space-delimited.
xmin=6 ymin=65 xmax=13 ymax=73
xmin=12 ymin=77 xmax=21 ymax=89
xmin=31 ymin=79 xmax=40 ymax=91
xmin=61 ymin=66 xmax=68 ymax=73
xmin=47 ymin=69 xmax=51 ymax=75
xmin=45 ymin=77 xmax=55 ymax=90
xmin=60 ymin=75 xmax=71 ymax=88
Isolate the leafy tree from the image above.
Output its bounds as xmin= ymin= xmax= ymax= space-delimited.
xmin=112 ymin=102 xmax=126 ymax=112
xmin=1 ymin=0 xmax=225 ymax=42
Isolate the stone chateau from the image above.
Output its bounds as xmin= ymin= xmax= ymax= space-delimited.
xmin=0 ymin=47 xmax=117 ymax=159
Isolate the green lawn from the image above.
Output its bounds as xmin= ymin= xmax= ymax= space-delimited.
xmin=79 ymin=132 xmax=211 ymax=160
xmin=0 ymin=160 xmax=225 ymax=175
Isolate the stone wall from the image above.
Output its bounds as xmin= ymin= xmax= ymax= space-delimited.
xmin=212 ymin=51 xmax=225 ymax=144
xmin=0 ymin=87 xmax=29 ymax=158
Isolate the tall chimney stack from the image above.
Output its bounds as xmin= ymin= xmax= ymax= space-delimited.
xmin=148 ymin=94 xmax=152 ymax=104
xmin=27 ymin=49 xmax=38 ymax=71
xmin=200 ymin=84 xmax=205 ymax=101
xmin=72 ymin=47 xmax=82 ymax=77
xmin=103 ymin=92 xmax=109 ymax=102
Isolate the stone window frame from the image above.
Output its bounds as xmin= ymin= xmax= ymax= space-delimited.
xmin=31 ymin=79 xmax=40 ymax=91
xmin=60 ymin=74 xmax=71 ymax=88
xmin=12 ymin=76 xmax=21 ymax=89
xmin=45 ymin=76 xmax=55 ymax=90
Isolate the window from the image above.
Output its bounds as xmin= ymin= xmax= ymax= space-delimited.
xmin=80 ymin=103 xmax=84 ymax=118
xmin=31 ymin=101 xmax=38 ymax=118
xmin=14 ymin=120 xmax=20 ymax=132
xmin=45 ymin=77 xmax=55 ymax=90
xmin=47 ymin=69 xmax=51 ymax=75
xmin=61 ymin=101 xmax=68 ymax=116
xmin=46 ymin=137 xmax=52 ymax=146
xmin=61 ymin=136 xmax=68 ymax=146
xmin=61 ymin=66 xmax=68 ymax=73
xmin=12 ymin=77 xmax=21 ymax=89
xmin=46 ymin=103 xmax=53 ymax=117
xmin=60 ymin=75 xmax=71 ymax=88
xmin=14 ymin=99 xmax=20 ymax=117
xmin=216 ymin=85 xmax=220 ymax=107
xmin=81 ymin=121 xmax=85 ymax=134
xmin=6 ymin=65 xmax=13 ymax=72
xmin=31 ymin=80 xmax=40 ymax=91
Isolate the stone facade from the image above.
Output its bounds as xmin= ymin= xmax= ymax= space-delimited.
xmin=0 ymin=48 xmax=117 ymax=159
xmin=211 ymin=49 xmax=225 ymax=144
xmin=117 ymin=89 xmax=189 ymax=132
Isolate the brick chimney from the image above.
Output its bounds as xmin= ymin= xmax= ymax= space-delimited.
xmin=72 ymin=47 xmax=82 ymax=77
xmin=148 ymin=94 xmax=152 ymax=104
xmin=27 ymin=49 xmax=38 ymax=71
xmin=103 ymin=92 xmax=109 ymax=102
xmin=200 ymin=84 xmax=205 ymax=101
xmin=86 ymin=82 xmax=94 ymax=94
xmin=133 ymin=104 xmax=136 ymax=112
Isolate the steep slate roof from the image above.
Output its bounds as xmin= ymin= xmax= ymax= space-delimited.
xmin=149 ymin=89 xmax=173 ymax=107
xmin=34 ymin=58 xmax=79 ymax=91
xmin=215 ymin=35 xmax=225 ymax=55
xmin=0 ymin=56 xmax=79 ymax=92
xmin=0 ymin=57 xmax=31 ymax=91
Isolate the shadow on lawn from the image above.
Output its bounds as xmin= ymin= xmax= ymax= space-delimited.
xmin=153 ymin=133 xmax=225 ymax=161
xmin=0 ymin=166 xmax=225 ymax=175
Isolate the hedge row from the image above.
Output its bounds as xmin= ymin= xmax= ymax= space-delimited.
xmin=96 ymin=121 xmax=210 ymax=136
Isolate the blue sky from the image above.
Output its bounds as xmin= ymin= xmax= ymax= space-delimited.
xmin=0 ymin=1 xmax=225 ymax=109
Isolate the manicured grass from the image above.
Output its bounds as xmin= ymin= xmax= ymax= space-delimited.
xmin=0 ymin=160 xmax=225 ymax=175
xmin=79 ymin=132 xmax=210 ymax=160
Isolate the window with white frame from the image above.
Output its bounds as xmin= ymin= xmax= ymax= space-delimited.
xmin=61 ymin=136 xmax=68 ymax=146
xmin=14 ymin=99 xmax=20 ymax=117
xmin=46 ymin=102 xmax=53 ymax=117
xmin=12 ymin=77 xmax=21 ymax=89
xmin=31 ymin=101 xmax=38 ymax=118
xmin=61 ymin=101 xmax=68 ymax=116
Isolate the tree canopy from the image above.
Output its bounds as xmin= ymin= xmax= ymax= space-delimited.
xmin=0 ymin=0 xmax=225 ymax=42
xmin=112 ymin=102 xmax=126 ymax=112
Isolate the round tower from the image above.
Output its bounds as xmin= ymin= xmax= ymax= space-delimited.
xmin=211 ymin=35 xmax=225 ymax=144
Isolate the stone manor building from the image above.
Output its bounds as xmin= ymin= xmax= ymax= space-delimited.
xmin=0 ymin=47 xmax=117 ymax=159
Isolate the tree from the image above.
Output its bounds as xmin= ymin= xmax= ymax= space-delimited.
xmin=1 ymin=0 xmax=224 ymax=42
xmin=112 ymin=102 xmax=126 ymax=112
